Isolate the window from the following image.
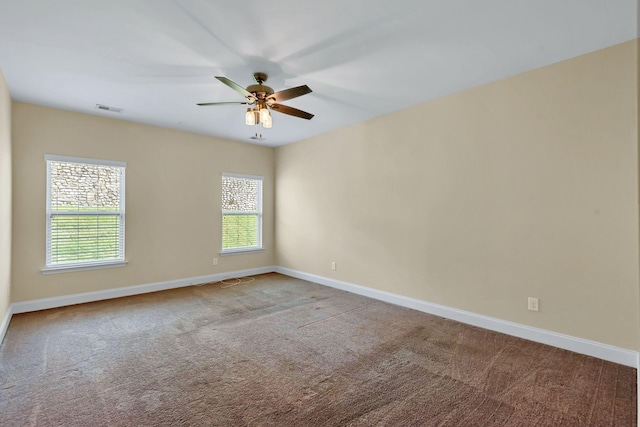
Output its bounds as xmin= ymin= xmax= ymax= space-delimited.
xmin=44 ymin=155 xmax=126 ymax=273
xmin=221 ymin=173 xmax=263 ymax=253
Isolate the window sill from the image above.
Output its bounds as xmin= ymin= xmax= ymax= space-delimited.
xmin=41 ymin=261 xmax=127 ymax=275
xmin=220 ymin=248 xmax=264 ymax=256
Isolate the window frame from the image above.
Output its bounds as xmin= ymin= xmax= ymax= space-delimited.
xmin=220 ymin=172 xmax=263 ymax=255
xmin=42 ymin=154 xmax=127 ymax=274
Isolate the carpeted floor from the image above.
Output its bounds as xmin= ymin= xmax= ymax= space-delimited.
xmin=0 ymin=273 xmax=636 ymax=426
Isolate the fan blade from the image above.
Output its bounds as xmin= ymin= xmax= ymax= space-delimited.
xmin=215 ymin=76 xmax=257 ymax=100
xmin=197 ymin=101 xmax=251 ymax=106
xmin=271 ymin=103 xmax=314 ymax=120
xmin=269 ymin=85 xmax=312 ymax=102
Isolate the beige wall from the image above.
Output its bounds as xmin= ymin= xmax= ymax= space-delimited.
xmin=0 ymin=69 xmax=11 ymax=323
xmin=11 ymin=103 xmax=275 ymax=302
xmin=276 ymin=40 xmax=640 ymax=350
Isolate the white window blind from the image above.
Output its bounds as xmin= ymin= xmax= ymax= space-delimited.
xmin=221 ymin=173 xmax=263 ymax=253
xmin=45 ymin=155 xmax=126 ymax=271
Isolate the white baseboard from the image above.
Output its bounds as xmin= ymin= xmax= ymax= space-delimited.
xmin=0 ymin=304 xmax=13 ymax=346
xmin=275 ymin=267 xmax=639 ymax=368
xmin=11 ymin=266 xmax=276 ymax=314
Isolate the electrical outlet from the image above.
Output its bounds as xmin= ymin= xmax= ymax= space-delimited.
xmin=213 ymin=257 xmax=218 ymax=266
xmin=331 ymin=261 xmax=336 ymax=271
xmin=528 ymin=297 xmax=539 ymax=312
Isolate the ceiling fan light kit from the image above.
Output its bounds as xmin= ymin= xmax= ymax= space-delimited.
xmin=245 ymin=108 xmax=257 ymax=126
xmin=263 ymin=112 xmax=272 ymax=128
xmin=259 ymin=106 xmax=270 ymax=124
xmin=198 ymin=72 xmax=314 ymax=131
xmin=245 ymin=104 xmax=273 ymax=128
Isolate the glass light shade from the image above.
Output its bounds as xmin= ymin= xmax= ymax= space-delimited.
xmin=259 ymin=107 xmax=270 ymax=124
xmin=245 ymin=108 xmax=256 ymax=126
xmin=263 ymin=114 xmax=272 ymax=128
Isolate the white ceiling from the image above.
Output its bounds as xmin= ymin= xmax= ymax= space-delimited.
xmin=0 ymin=1 xmax=636 ymax=147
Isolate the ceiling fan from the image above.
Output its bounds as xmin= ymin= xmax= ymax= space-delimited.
xmin=197 ymin=72 xmax=314 ymax=129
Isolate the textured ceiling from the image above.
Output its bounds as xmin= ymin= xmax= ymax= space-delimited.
xmin=0 ymin=1 xmax=636 ymax=146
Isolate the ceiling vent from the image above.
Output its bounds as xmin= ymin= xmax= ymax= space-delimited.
xmin=95 ymin=104 xmax=123 ymax=113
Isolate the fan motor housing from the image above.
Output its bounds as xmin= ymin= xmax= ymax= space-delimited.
xmin=246 ymin=72 xmax=273 ymax=98
xmin=246 ymin=84 xmax=274 ymax=97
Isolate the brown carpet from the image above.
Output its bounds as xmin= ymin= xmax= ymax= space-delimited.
xmin=0 ymin=273 xmax=636 ymax=426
